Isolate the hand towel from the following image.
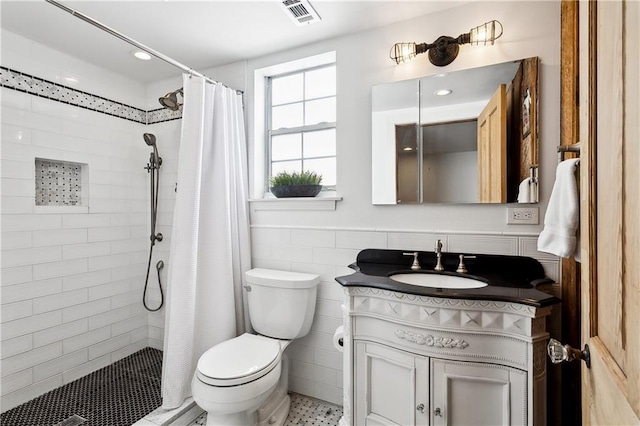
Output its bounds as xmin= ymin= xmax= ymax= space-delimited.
xmin=529 ymin=179 xmax=538 ymax=203
xmin=538 ymin=159 xmax=580 ymax=259
xmin=517 ymin=177 xmax=532 ymax=203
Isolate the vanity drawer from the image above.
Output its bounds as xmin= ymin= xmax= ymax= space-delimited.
xmin=353 ymin=315 xmax=529 ymax=370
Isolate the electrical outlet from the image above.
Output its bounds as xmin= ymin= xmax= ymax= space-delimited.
xmin=507 ymin=207 xmax=539 ymax=225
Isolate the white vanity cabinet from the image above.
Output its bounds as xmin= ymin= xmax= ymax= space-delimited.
xmin=354 ymin=340 xmax=429 ymax=425
xmin=341 ymin=287 xmax=552 ymax=426
xmin=431 ymin=358 xmax=527 ymax=425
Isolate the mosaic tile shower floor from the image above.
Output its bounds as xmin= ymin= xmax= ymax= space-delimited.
xmin=0 ymin=348 xmax=162 ymax=426
xmin=1 ymin=347 xmax=342 ymax=426
xmin=188 ymin=393 xmax=343 ymax=426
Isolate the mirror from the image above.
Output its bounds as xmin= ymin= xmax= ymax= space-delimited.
xmin=372 ymin=57 xmax=539 ymax=204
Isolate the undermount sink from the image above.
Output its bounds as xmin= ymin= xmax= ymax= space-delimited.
xmin=389 ymin=273 xmax=488 ymax=289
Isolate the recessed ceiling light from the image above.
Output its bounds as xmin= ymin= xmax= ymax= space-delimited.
xmin=434 ymin=89 xmax=452 ymax=96
xmin=132 ymin=50 xmax=152 ymax=61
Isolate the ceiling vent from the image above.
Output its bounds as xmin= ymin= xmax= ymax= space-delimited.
xmin=280 ymin=0 xmax=321 ymax=26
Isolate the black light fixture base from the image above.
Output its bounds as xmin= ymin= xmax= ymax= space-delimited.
xmin=427 ymin=36 xmax=460 ymax=67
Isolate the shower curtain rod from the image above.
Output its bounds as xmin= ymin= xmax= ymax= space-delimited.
xmin=45 ymin=0 xmax=242 ymax=94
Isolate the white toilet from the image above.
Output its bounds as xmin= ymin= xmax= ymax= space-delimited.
xmin=192 ymin=268 xmax=320 ymax=426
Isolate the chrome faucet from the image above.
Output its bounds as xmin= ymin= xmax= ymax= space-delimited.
xmin=434 ymin=239 xmax=444 ymax=271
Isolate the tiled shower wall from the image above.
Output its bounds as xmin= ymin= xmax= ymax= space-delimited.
xmin=0 ymin=29 xmax=183 ymax=411
xmin=0 ymin=87 xmax=152 ymax=410
xmin=249 ymin=225 xmax=561 ymax=405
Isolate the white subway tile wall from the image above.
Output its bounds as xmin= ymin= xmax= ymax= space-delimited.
xmin=0 ymin=86 xmax=153 ymax=410
xmin=250 ymin=225 xmax=559 ymax=406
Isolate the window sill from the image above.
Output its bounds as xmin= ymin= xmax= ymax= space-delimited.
xmin=248 ymin=196 xmax=342 ymax=211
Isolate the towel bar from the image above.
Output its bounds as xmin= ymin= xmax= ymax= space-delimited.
xmin=558 ymin=143 xmax=581 ymax=163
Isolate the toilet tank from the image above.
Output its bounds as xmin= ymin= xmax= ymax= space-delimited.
xmin=245 ymin=268 xmax=320 ymax=339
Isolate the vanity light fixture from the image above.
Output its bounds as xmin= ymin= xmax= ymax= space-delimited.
xmin=390 ymin=20 xmax=503 ymax=67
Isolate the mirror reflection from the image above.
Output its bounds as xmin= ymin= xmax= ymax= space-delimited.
xmin=372 ymin=57 xmax=539 ymax=204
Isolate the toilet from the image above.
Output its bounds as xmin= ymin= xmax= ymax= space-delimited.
xmin=192 ymin=268 xmax=320 ymax=426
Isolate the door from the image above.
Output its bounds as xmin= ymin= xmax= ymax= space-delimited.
xmin=431 ymin=358 xmax=527 ymax=426
xmin=477 ymin=84 xmax=507 ymax=203
xmin=580 ymin=0 xmax=640 ymax=424
xmin=354 ymin=340 xmax=429 ymax=426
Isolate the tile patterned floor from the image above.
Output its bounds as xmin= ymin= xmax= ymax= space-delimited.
xmin=189 ymin=393 xmax=343 ymax=426
xmin=1 ymin=347 xmax=342 ymax=426
xmin=0 ymin=348 xmax=162 ymax=426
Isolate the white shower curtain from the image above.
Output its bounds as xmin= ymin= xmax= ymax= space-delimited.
xmin=161 ymin=74 xmax=251 ymax=409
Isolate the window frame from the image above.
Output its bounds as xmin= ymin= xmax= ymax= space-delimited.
xmin=264 ymin=63 xmax=337 ymax=193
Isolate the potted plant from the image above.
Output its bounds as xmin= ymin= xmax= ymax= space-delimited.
xmin=269 ymin=170 xmax=323 ymax=198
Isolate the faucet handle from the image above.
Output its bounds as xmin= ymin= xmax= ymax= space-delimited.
xmin=456 ymin=255 xmax=476 ymax=274
xmin=435 ymin=239 xmax=443 ymax=252
xmin=403 ymin=252 xmax=421 ymax=270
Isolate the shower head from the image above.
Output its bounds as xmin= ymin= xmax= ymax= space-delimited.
xmin=143 ymin=133 xmax=156 ymax=147
xmin=158 ymin=88 xmax=183 ymax=111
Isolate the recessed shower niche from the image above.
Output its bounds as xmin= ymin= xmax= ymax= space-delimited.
xmin=35 ymin=158 xmax=88 ymax=210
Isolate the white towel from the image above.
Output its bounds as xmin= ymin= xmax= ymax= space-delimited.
xmin=538 ymin=159 xmax=580 ymax=260
xmin=529 ymin=179 xmax=538 ymax=203
xmin=517 ymin=177 xmax=532 ymax=203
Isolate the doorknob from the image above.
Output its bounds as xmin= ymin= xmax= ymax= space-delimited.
xmin=547 ymin=338 xmax=591 ymax=369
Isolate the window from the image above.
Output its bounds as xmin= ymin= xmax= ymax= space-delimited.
xmin=266 ymin=64 xmax=336 ymax=190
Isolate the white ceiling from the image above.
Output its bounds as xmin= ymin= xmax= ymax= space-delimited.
xmin=1 ymin=0 xmax=470 ymax=84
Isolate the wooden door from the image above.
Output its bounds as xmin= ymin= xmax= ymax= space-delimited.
xmin=580 ymin=0 xmax=640 ymax=424
xmin=354 ymin=340 xmax=429 ymax=426
xmin=477 ymin=84 xmax=507 ymax=203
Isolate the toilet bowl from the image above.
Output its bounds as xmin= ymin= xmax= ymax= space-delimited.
xmin=192 ymin=268 xmax=319 ymax=426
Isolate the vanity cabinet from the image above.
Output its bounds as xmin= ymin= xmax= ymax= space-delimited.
xmin=431 ymin=358 xmax=527 ymax=425
xmin=354 ymin=340 xmax=429 ymax=425
xmin=341 ymin=287 xmax=552 ymax=426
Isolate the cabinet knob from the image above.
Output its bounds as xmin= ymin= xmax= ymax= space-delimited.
xmin=547 ymin=338 xmax=591 ymax=368
xmin=416 ymin=403 xmax=425 ymax=413
xmin=434 ymin=407 xmax=442 ymax=417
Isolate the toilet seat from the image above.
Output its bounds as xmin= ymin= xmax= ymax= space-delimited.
xmin=196 ymin=334 xmax=282 ymax=387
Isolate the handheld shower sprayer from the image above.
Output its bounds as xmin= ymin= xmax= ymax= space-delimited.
xmin=143 ymin=133 xmax=164 ymax=312
xmin=143 ymin=133 xmax=162 ymax=170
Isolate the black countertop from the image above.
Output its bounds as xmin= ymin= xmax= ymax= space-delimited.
xmin=335 ymin=249 xmax=561 ymax=308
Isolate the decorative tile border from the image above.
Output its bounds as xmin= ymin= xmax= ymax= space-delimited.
xmin=0 ymin=66 xmax=181 ymax=124
xmin=147 ymin=107 xmax=182 ymax=124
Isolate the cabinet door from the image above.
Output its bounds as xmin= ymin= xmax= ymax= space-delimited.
xmin=355 ymin=340 xmax=429 ymax=426
xmin=431 ymin=358 xmax=527 ymax=426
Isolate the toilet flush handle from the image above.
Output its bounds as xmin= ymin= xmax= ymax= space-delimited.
xmin=243 ymin=285 xmax=252 ymax=292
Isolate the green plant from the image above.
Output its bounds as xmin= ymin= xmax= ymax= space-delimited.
xmin=269 ymin=170 xmax=323 ymax=186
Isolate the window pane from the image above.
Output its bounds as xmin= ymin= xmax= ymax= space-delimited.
xmin=272 ymin=103 xmax=303 ymax=129
xmin=271 ymin=160 xmax=301 ymax=178
xmin=305 ymin=66 xmax=336 ymax=99
xmin=272 ymin=133 xmax=302 ymax=161
xmin=304 ymin=158 xmax=336 ymax=186
xmin=303 ymin=129 xmax=336 ymax=158
xmin=305 ymin=97 xmax=336 ymax=126
xmin=272 ymin=74 xmax=303 ymax=105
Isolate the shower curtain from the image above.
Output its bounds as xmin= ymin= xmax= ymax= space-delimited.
xmin=161 ymin=74 xmax=251 ymax=409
